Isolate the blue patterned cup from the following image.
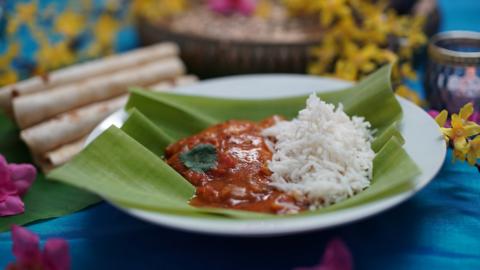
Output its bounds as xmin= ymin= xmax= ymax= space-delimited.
xmin=425 ymin=31 xmax=480 ymax=112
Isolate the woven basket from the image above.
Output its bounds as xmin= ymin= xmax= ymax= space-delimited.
xmin=138 ymin=0 xmax=440 ymax=78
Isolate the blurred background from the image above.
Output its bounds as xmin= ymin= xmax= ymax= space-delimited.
xmin=0 ymin=0 xmax=437 ymax=82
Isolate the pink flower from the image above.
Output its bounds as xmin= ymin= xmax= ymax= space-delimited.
xmin=0 ymin=155 xmax=36 ymax=216
xmin=427 ymin=110 xmax=440 ymax=119
xmin=7 ymin=225 xmax=70 ymax=270
xmin=293 ymin=238 xmax=353 ymax=270
xmin=208 ymin=0 xmax=257 ymax=16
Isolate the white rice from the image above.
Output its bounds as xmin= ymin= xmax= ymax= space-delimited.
xmin=262 ymin=93 xmax=375 ymax=209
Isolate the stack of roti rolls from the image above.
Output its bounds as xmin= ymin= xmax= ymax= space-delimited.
xmin=0 ymin=42 xmax=197 ymax=172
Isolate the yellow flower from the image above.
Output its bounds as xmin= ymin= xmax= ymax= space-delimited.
xmin=435 ymin=104 xmax=480 ymax=165
xmin=400 ymin=63 xmax=417 ymax=80
xmin=459 ymin=102 xmax=474 ymax=123
xmin=334 ymin=60 xmax=357 ymax=81
xmin=330 ymin=16 xmax=359 ymax=40
xmin=283 ymin=0 xmax=316 ymax=15
xmin=17 ymin=2 xmax=37 ymax=22
xmin=0 ymin=70 xmax=18 ymax=86
xmin=357 ymin=2 xmax=389 ymax=44
xmin=55 ymin=11 xmax=85 ymax=37
xmin=466 ymin=136 xmax=480 ymax=165
xmin=283 ymin=0 xmax=351 ymax=26
xmin=133 ymin=0 xmax=186 ymax=20
xmin=309 ymin=36 xmax=338 ymax=75
xmin=105 ymin=0 xmax=121 ymax=12
xmin=37 ymin=41 xmax=75 ymax=72
xmin=161 ymin=0 xmax=186 ymax=14
xmin=333 ymin=42 xmax=388 ymax=80
xmin=93 ymin=14 xmax=119 ymax=52
xmin=255 ymin=0 xmax=273 ymax=18
xmin=6 ymin=2 xmax=37 ymax=34
xmin=6 ymin=19 xmax=20 ymax=35
xmin=449 ymin=112 xmax=478 ymax=137
xmin=435 ymin=110 xmax=448 ymax=127
xmin=317 ymin=0 xmax=351 ymax=27
xmin=453 ymin=148 xmax=467 ymax=162
xmin=452 ymin=133 xmax=469 ymax=156
xmin=395 ymin=85 xmax=424 ymax=106
xmin=441 ymin=103 xmax=480 ymax=156
xmin=405 ymin=16 xmax=428 ymax=47
xmin=434 ymin=109 xmax=450 ymax=142
xmin=294 ymin=0 xmax=427 ymax=85
xmin=0 ymin=43 xmax=20 ymax=69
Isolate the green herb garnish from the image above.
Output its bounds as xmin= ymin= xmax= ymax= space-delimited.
xmin=180 ymin=144 xmax=217 ymax=172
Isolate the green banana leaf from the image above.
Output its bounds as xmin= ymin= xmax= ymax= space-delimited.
xmin=0 ymin=113 xmax=100 ymax=232
xmin=48 ymin=65 xmax=421 ymax=220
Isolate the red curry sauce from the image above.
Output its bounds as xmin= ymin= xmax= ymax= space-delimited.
xmin=165 ymin=117 xmax=306 ymax=214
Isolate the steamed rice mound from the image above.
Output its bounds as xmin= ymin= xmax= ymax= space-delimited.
xmin=262 ymin=93 xmax=375 ymax=209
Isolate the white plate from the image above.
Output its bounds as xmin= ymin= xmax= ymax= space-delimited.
xmin=86 ymin=74 xmax=446 ymax=236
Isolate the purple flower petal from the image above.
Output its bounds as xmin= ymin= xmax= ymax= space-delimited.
xmin=0 ymin=155 xmax=18 ymax=196
xmin=8 ymin=163 xmax=36 ymax=196
xmin=43 ymin=239 xmax=71 ymax=270
xmin=427 ymin=110 xmax=439 ymax=118
xmin=469 ymin=111 xmax=480 ymax=124
xmin=0 ymin=180 xmax=18 ymax=197
xmin=11 ymin=225 xmax=42 ymax=267
xmin=5 ymin=263 xmax=18 ymax=270
xmin=0 ymin=195 xmax=24 ymax=217
xmin=208 ymin=0 xmax=256 ymax=15
xmin=0 ymin=155 xmax=36 ymax=216
xmin=321 ymin=239 xmax=353 ymax=270
xmin=294 ymin=238 xmax=353 ymax=270
xmin=8 ymin=227 xmax=71 ymax=270
xmin=208 ymin=0 xmax=234 ymax=15
xmin=0 ymin=155 xmax=10 ymax=186
xmin=236 ymin=0 xmax=256 ymax=15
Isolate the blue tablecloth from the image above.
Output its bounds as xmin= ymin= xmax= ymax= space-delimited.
xmin=1 ymin=1 xmax=480 ymax=269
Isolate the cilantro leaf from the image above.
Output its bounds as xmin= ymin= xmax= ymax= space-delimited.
xmin=180 ymin=144 xmax=217 ymax=172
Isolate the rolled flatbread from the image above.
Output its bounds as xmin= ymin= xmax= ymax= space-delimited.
xmin=20 ymin=95 xmax=128 ymax=154
xmin=32 ymin=154 xmax=54 ymax=174
xmin=0 ymin=42 xmax=179 ymax=115
xmin=149 ymin=81 xmax=175 ymax=92
xmin=38 ymin=75 xmax=199 ymax=170
xmin=174 ymin=75 xmax=199 ymax=87
xmin=44 ymin=137 xmax=86 ymax=168
xmin=14 ymin=57 xmax=184 ymax=128
xmin=149 ymin=75 xmax=198 ymax=92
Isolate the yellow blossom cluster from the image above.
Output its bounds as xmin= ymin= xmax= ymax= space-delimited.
xmin=0 ymin=43 xmax=20 ymax=85
xmin=435 ymin=103 xmax=480 ymax=165
xmin=283 ymin=0 xmax=427 ymax=105
xmin=132 ymin=0 xmax=187 ymax=21
xmin=0 ymin=1 xmax=126 ymax=83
